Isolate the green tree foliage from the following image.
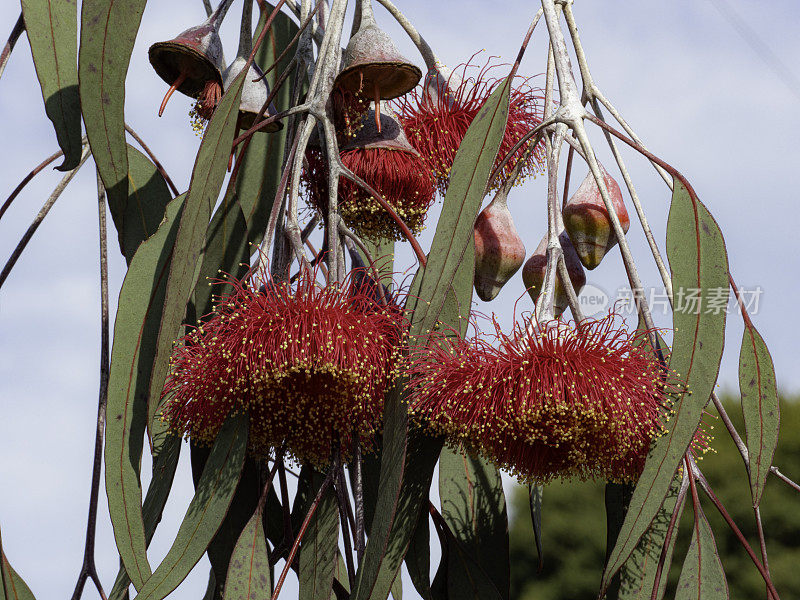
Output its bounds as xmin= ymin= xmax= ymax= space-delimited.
xmin=509 ymin=396 xmax=800 ymax=599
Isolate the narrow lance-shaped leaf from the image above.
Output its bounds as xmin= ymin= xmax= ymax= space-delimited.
xmin=146 ymin=69 xmax=246 ymax=434
xmin=674 ymin=505 xmax=729 ymax=600
xmin=439 ymin=447 xmax=509 ymax=599
xmin=223 ymin=505 xmax=271 ymax=600
xmin=236 ymin=4 xmax=299 ymax=246
xmin=529 ymin=484 xmax=543 ymax=572
xmin=21 ymin=0 xmax=81 ymax=170
xmin=1 ymin=528 xmax=36 ymax=600
xmin=407 ymin=76 xmax=511 ymax=339
xmin=358 ymin=239 xmax=476 ymax=600
xmin=608 ymin=472 xmax=686 ymax=600
xmin=298 ymin=476 xmax=339 ymax=600
xmin=79 ymin=0 xmax=146 ymax=202
xmin=105 ymin=193 xmax=187 ymax=590
xmin=133 ymin=412 xmax=249 ymax=600
xmin=106 ymin=146 xmax=173 ymax=265
xmin=739 ymin=322 xmax=779 ymax=506
xmin=108 ymin=428 xmax=182 ymax=600
xmin=601 ymin=180 xmax=729 ymax=593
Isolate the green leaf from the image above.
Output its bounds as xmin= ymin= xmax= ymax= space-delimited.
xmin=109 ymin=431 xmax=182 ymax=600
xmin=146 ymin=69 xmax=246 ymax=432
xmin=529 ymin=484 xmax=543 ymax=572
xmin=439 ymin=446 xmax=509 ymax=599
xmin=190 ymin=446 xmax=267 ymax=600
xmin=404 ymin=511 xmax=432 ymax=600
xmin=437 ymin=518 xmax=504 ymax=600
xmin=674 ymin=507 xmax=729 ymax=599
xmin=1 ymin=543 xmax=36 ymax=600
xmin=235 ymin=5 xmax=299 ymax=247
xmin=105 ymin=145 xmax=173 ymax=264
xmin=223 ymin=506 xmax=271 ymax=600
xmin=601 ymin=180 xmax=729 ymax=593
xmin=739 ymin=323 xmax=780 ymax=506
xmin=78 ymin=0 xmax=145 ymax=202
xmin=298 ymin=474 xmax=339 ymax=600
xmin=353 ymin=238 xmax=475 ymax=600
xmin=406 ymin=75 xmax=510 ymax=340
xmin=105 ymin=193 xmax=186 ymax=590
xmin=187 ymin=192 xmax=250 ymax=326
xmin=607 ymin=474 xmax=686 ymax=600
xmin=390 ymin=574 xmax=402 ymax=600
xmin=21 ymin=0 xmax=81 ymax=171
xmin=134 ymin=412 xmax=249 ymax=600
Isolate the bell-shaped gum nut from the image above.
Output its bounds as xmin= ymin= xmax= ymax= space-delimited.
xmin=335 ymin=21 xmax=421 ymax=100
xmin=563 ymin=164 xmax=630 ymax=270
xmin=473 ymin=194 xmax=525 ymax=302
xmin=148 ymin=14 xmax=226 ymax=99
xmin=522 ymin=232 xmax=586 ymax=317
xmin=223 ymin=57 xmax=282 ymax=132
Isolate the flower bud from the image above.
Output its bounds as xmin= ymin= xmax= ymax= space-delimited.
xmin=473 ymin=193 xmax=525 ymax=301
xmin=521 ymin=232 xmax=586 ymax=317
xmin=562 ymin=164 xmax=630 ymax=269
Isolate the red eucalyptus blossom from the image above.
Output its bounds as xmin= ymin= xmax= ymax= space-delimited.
xmin=160 ymin=266 xmax=407 ymax=465
xmin=304 ymin=102 xmax=436 ymax=241
xmin=409 ymin=313 xmax=680 ymax=483
xmin=395 ymin=55 xmax=547 ymax=195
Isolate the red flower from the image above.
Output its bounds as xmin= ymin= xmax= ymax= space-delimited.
xmin=394 ymin=54 xmax=546 ymax=195
xmin=303 ymin=144 xmax=436 ymax=242
xmin=160 ymin=266 xmax=407 ymax=465
xmin=408 ymin=314 xmax=679 ymax=482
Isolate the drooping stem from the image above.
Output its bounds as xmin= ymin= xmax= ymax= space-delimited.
xmin=0 ymin=13 xmax=24 ymax=81
xmin=691 ymin=461 xmax=781 ymax=599
xmin=271 ymin=470 xmax=334 ymax=599
xmin=649 ymin=467 xmax=690 ymax=600
xmin=277 ymin=458 xmax=293 ymax=546
xmin=0 ymin=146 xmax=91 ymax=290
xmin=0 ymin=138 xmax=88 ymax=224
xmin=352 ymin=427 xmax=366 ymax=561
xmin=124 ymin=126 xmax=179 ymax=196
xmin=334 ymin=461 xmax=357 ymax=590
xmin=70 ymin=171 xmax=110 ymax=600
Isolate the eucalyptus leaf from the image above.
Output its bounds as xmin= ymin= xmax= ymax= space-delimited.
xmin=79 ymin=0 xmax=146 ymax=203
xmin=133 ymin=412 xmax=249 ymax=600
xmin=601 ymin=180 xmax=729 ymax=592
xmin=105 ymin=193 xmax=186 ymax=590
xmin=21 ymin=0 xmax=81 ymax=171
xmin=739 ymin=323 xmax=780 ymax=506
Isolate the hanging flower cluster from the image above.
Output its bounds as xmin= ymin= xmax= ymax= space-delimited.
xmin=160 ymin=266 xmax=407 ymax=465
xmin=409 ymin=313 xmax=682 ymax=483
xmin=395 ymin=54 xmax=547 ymax=195
xmin=303 ymin=104 xmax=436 ymax=241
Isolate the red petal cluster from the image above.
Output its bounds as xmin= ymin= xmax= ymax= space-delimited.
xmin=408 ymin=314 xmax=679 ymax=483
xmin=394 ymin=55 xmax=546 ymax=195
xmin=161 ymin=267 xmax=407 ymax=465
xmin=303 ymin=146 xmax=436 ymax=241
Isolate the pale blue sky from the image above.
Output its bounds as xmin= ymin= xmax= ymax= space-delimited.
xmin=1 ymin=1 xmax=798 ymax=598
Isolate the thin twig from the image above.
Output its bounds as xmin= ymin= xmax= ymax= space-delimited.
xmin=271 ymin=470 xmax=334 ymax=599
xmin=649 ymin=467 xmax=690 ymax=600
xmin=0 ymin=13 xmax=24 ymax=81
xmin=277 ymin=458 xmax=294 ymax=548
xmin=691 ymin=461 xmax=781 ymax=599
xmin=0 ymin=146 xmax=91 ymax=290
xmin=70 ymin=171 xmax=110 ymax=600
xmin=352 ymin=428 xmax=365 ymax=562
xmin=334 ymin=462 xmax=357 ymax=590
xmin=124 ymin=125 xmax=180 ymax=196
xmin=0 ymin=139 xmax=88 ymax=224
xmin=202 ymin=0 xmax=213 ymax=17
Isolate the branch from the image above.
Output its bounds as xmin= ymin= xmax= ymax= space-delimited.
xmin=0 ymin=146 xmax=91 ymax=290
xmin=0 ymin=13 xmax=24 ymax=81
xmin=70 ymin=171 xmax=110 ymax=600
